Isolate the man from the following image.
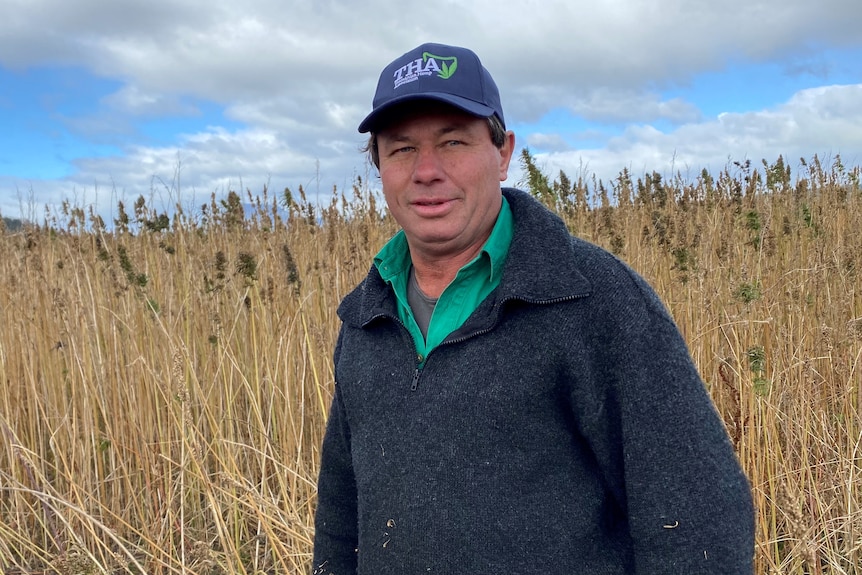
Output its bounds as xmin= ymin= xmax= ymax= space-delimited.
xmin=313 ymin=42 xmax=754 ymax=574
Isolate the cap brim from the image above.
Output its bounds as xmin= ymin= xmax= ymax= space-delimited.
xmin=358 ymin=93 xmax=496 ymax=133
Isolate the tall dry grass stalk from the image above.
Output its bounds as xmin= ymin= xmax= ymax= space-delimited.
xmin=1 ymin=156 xmax=860 ymax=574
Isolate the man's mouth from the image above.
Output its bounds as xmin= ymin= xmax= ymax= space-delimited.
xmin=412 ymin=198 xmax=454 ymax=215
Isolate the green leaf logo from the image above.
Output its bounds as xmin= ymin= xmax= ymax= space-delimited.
xmin=423 ymin=52 xmax=458 ymax=79
xmin=442 ymin=60 xmax=457 ymax=78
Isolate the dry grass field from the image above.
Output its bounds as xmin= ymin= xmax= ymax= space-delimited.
xmin=1 ymin=153 xmax=860 ymax=574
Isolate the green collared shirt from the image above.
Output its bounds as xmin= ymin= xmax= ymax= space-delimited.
xmin=374 ymin=196 xmax=514 ymax=364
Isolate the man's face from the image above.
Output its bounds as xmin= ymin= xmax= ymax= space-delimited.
xmin=376 ymin=105 xmax=515 ymax=262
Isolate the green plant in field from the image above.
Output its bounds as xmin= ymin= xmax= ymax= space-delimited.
xmin=799 ymin=203 xmax=822 ymax=237
xmin=235 ymin=252 xmax=258 ymax=283
xmin=204 ymin=251 xmax=228 ymax=293
xmin=746 ymin=346 xmax=771 ymax=396
xmin=282 ymin=244 xmax=302 ymax=294
xmin=146 ymin=298 xmax=160 ymax=314
xmin=133 ymin=195 xmax=170 ymax=233
xmin=56 ymin=547 xmax=98 ymax=575
xmin=221 ymin=190 xmax=246 ymax=230
xmin=733 ymin=281 xmax=762 ymax=304
xmin=636 ymin=171 xmax=668 ymax=208
xmin=671 ymin=246 xmax=697 ymax=284
xmin=801 ymin=204 xmax=813 ymax=227
xmin=751 ymin=378 xmax=770 ymax=396
xmin=647 ymin=210 xmax=672 ymax=248
xmin=744 ymin=210 xmax=764 ymax=248
xmin=117 ymin=245 xmax=148 ymax=288
xmin=747 ymin=346 xmax=766 ymax=372
xmin=520 ymin=148 xmax=554 ymax=207
xmin=763 ymin=156 xmax=791 ymax=193
xmin=671 ymin=246 xmax=695 ymax=272
xmin=144 ymin=213 xmax=170 ymax=233
xmin=95 ymin=236 xmax=110 ymax=262
xmin=114 ymin=200 xmax=130 ymax=233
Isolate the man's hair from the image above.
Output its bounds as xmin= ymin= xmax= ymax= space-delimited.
xmin=363 ymin=114 xmax=507 ymax=169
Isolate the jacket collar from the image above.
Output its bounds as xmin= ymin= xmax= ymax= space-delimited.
xmin=338 ymin=188 xmax=592 ymax=329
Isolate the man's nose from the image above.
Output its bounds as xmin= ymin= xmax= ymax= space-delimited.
xmin=413 ymin=147 xmax=444 ymax=183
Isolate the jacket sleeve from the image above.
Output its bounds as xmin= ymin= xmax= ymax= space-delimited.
xmin=312 ymin=356 xmax=359 ymax=575
xmin=586 ymin=275 xmax=756 ymax=574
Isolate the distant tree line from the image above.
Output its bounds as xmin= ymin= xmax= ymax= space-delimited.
xmin=2 ymin=217 xmax=23 ymax=232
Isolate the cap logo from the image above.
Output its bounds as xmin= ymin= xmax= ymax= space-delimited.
xmin=393 ymin=52 xmax=458 ymax=89
xmin=359 ymin=43 xmax=504 ymax=133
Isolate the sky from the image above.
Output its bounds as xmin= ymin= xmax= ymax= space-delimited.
xmin=1 ymin=0 xmax=861 ymax=223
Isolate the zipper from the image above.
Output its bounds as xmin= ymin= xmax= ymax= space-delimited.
xmin=408 ymin=293 xmax=589 ymax=392
xmin=364 ymin=311 xmax=427 ymax=392
xmin=441 ymin=293 xmax=590 ymax=347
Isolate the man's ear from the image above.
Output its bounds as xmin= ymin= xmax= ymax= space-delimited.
xmin=498 ymin=131 xmax=516 ymax=182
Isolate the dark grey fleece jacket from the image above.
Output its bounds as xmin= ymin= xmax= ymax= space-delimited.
xmin=312 ymin=188 xmax=754 ymax=575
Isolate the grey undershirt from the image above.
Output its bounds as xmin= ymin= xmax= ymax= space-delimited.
xmin=407 ymin=266 xmax=437 ymax=340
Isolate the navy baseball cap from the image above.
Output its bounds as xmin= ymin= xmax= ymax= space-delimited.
xmin=358 ymin=42 xmax=505 ymax=133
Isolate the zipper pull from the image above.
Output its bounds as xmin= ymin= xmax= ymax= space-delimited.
xmin=410 ymin=368 xmax=421 ymax=391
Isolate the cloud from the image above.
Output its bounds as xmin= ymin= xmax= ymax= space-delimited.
xmin=563 ymin=90 xmax=702 ymax=124
xmin=533 ymin=84 xmax=862 ymax=184
xmin=66 ymin=126 xmax=363 ymax=198
xmin=102 ymin=85 xmax=201 ymax=117
xmin=524 ymin=133 xmax=572 ymax=154
xmin=0 ymin=124 xmax=371 ymax=222
xmin=3 ymin=0 xmax=861 ymax=118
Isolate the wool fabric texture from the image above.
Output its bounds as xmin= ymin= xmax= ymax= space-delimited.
xmin=312 ymin=188 xmax=755 ymax=575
